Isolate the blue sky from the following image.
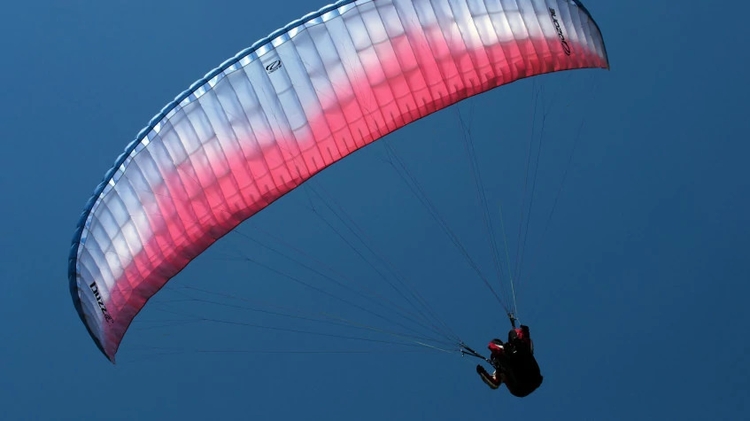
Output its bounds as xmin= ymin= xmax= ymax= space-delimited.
xmin=2 ymin=0 xmax=749 ymax=420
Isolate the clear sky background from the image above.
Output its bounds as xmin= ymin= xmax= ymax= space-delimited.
xmin=2 ymin=1 xmax=749 ymax=420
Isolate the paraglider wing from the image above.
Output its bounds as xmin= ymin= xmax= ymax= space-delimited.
xmin=69 ymin=0 xmax=609 ymax=362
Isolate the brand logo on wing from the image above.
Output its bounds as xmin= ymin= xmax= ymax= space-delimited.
xmin=549 ymin=8 xmax=572 ymax=56
xmin=265 ymin=60 xmax=282 ymax=73
xmin=89 ymin=282 xmax=114 ymax=323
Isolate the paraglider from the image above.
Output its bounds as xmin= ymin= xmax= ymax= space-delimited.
xmin=476 ymin=323 xmax=543 ymax=397
xmin=68 ymin=0 xmax=609 ymax=368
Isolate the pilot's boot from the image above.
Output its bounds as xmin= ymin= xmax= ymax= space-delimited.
xmin=476 ymin=365 xmax=501 ymax=389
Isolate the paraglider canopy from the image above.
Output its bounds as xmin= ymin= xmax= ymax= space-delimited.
xmin=69 ymin=0 xmax=608 ymax=362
